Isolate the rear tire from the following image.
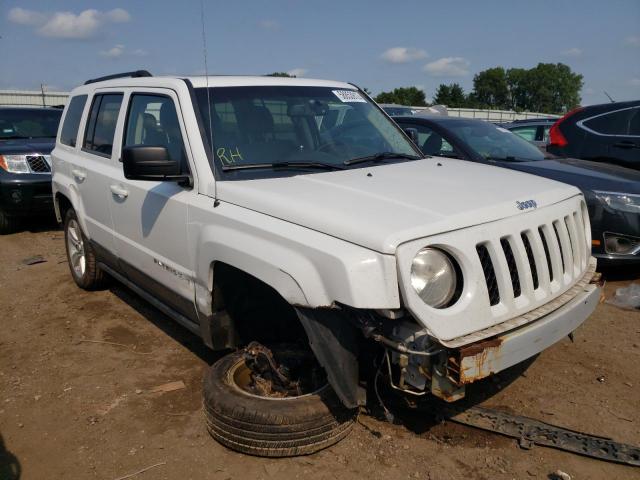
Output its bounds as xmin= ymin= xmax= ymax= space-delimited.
xmin=0 ymin=209 xmax=17 ymax=235
xmin=203 ymin=350 xmax=357 ymax=457
xmin=63 ymin=209 xmax=105 ymax=290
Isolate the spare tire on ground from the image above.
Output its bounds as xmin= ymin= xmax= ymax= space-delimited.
xmin=203 ymin=346 xmax=357 ymax=457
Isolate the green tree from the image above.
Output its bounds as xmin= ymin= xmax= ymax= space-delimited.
xmin=524 ymin=63 xmax=583 ymax=113
xmin=470 ymin=63 xmax=583 ymax=113
xmin=433 ymin=83 xmax=467 ymax=107
xmin=267 ymin=72 xmax=295 ymax=77
xmin=472 ymin=67 xmax=510 ymax=109
xmin=506 ymin=67 xmax=530 ymax=111
xmin=432 ymin=84 xmax=452 ymax=105
xmin=374 ymin=87 xmax=427 ymax=106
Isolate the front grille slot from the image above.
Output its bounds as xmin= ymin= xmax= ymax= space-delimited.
xmin=500 ymin=237 xmax=521 ymax=298
xmin=521 ymin=232 xmax=539 ymax=289
xmin=553 ymin=222 xmax=566 ymax=273
xmin=26 ymin=155 xmax=51 ymax=173
xmin=564 ymin=216 xmax=576 ymax=266
xmin=538 ymin=226 xmax=554 ymax=282
xmin=476 ymin=244 xmax=500 ymax=306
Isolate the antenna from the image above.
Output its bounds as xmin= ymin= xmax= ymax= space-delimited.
xmin=200 ymin=0 xmax=215 ymax=166
xmin=603 ymin=90 xmax=615 ymax=103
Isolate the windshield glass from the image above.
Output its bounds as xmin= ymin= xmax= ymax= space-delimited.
xmin=445 ymin=120 xmax=545 ymax=161
xmin=195 ymin=86 xmax=419 ymax=172
xmin=0 ymin=108 xmax=62 ymax=139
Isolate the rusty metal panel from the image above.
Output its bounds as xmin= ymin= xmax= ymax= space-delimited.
xmin=455 ymin=283 xmax=599 ymax=384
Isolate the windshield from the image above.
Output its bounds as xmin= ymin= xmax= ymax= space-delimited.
xmin=445 ymin=120 xmax=545 ymax=162
xmin=0 ymin=108 xmax=62 ymax=140
xmin=195 ymin=86 xmax=419 ymax=173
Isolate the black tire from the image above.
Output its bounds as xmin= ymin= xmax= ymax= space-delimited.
xmin=0 ymin=209 xmax=17 ymax=235
xmin=63 ymin=208 xmax=105 ymax=290
xmin=203 ymin=350 xmax=357 ymax=457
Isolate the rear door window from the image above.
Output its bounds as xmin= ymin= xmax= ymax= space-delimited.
xmin=83 ymin=93 xmax=123 ymax=156
xmin=627 ymin=108 xmax=640 ymax=136
xmin=583 ymin=109 xmax=634 ymax=135
xmin=60 ymin=95 xmax=87 ymax=147
xmin=510 ymin=126 xmax=538 ymax=142
xmin=410 ymin=123 xmax=456 ymax=157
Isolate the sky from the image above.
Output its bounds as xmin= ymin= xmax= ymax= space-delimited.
xmin=1 ymin=0 xmax=639 ymax=106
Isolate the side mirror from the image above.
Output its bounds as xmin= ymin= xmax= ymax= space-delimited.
xmin=403 ymin=128 xmax=419 ymax=144
xmin=122 ymin=146 xmax=188 ymax=183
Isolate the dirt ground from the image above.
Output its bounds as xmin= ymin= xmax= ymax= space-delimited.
xmin=1 ymin=224 xmax=639 ymax=480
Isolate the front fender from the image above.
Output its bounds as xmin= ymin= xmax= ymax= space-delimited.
xmin=190 ymin=200 xmax=400 ymax=313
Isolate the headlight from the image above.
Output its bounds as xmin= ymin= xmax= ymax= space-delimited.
xmin=0 ymin=154 xmax=31 ymax=174
xmin=410 ymin=247 xmax=458 ymax=308
xmin=594 ymin=191 xmax=640 ymax=214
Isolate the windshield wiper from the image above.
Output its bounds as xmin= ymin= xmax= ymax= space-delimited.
xmin=222 ymin=161 xmax=345 ymax=172
xmin=343 ymin=151 xmax=421 ymax=166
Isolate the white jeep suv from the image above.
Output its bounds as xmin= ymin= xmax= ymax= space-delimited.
xmin=52 ymin=71 xmax=599 ymax=456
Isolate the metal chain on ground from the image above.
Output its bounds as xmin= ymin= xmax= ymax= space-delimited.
xmin=446 ymin=405 xmax=640 ymax=467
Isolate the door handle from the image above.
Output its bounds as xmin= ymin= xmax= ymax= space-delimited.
xmin=110 ymin=184 xmax=129 ymax=198
xmin=71 ymin=169 xmax=86 ymax=181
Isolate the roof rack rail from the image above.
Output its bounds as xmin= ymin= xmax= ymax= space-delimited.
xmin=84 ymin=70 xmax=152 ymax=85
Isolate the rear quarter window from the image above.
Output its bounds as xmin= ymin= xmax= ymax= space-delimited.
xmin=60 ymin=95 xmax=87 ymax=147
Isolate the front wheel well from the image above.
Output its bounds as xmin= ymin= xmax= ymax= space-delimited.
xmin=55 ymin=193 xmax=73 ymax=223
xmin=211 ymin=262 xmax=308 ymax=348
xmin=209 ymin=261 xmax=365 ymax=408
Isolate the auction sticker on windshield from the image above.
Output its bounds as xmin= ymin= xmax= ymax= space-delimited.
xmin=332 ymin=90 xmax=366 ymax=103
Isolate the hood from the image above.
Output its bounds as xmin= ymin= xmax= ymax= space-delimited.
xmin=503 ymin=158 xmax=640 ymax=195
xmin=0 ymin=138 xmax=55 ymax=156
xmin=217 ymin=158 xmax=580 ymax=254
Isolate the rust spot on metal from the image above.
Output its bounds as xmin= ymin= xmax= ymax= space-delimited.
xmin=459 ymin=337 xmax=503 ymax=357
xmin=448 ymin=336 xmax=505 ymax=385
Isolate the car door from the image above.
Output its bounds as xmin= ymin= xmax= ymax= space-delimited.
xmin=580 ymin=106 xmax=640 ymax=168
xmin=70 ymin=92 xmax=124 ymax=255
xmin=110 ymin=89 xmax=198 ymax=321
xmin=608 ymin=106 xmax=640 ymax=167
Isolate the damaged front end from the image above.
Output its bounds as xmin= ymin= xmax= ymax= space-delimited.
xmin=359 ymin=271 xmax=600 ymax=403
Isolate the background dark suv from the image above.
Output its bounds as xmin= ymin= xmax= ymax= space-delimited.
xmin=547 ymin=100 xmax=640 ymax=170
xmin=0 ymin=106 xmax=62 ymax=233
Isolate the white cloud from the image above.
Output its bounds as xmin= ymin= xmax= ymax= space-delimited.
xmin=423 ymin=57 xmax=470 ymax=77
xmin=100 ymin=44 xmax=147 ymax=58
xmin=287 ymin=68 xmax=308 ymax=77
xmin=625 ymin=35 xmax=640 ymax=47
xmin=7 ymin=7 xmax=45 ymax=26
xmin=7 ymin=7 xmax=131 ymax=39
xmin=258 ymin=19 xmax=279 ymax=30
xmin=561 ymin=47 xmax=582 ymax=57
xmin=583 ymin=87 xmax=595 ymax=95
xmin=629 ymin=78 xmax=640 ymax=87
xmin=105 ymin=8 xmax=131 ymax=23
xmin=100 ymin=44 xmax=125 ymax=58
xmin=39 ymin=9 xmax=102 ymax=39
xmin=380 ymin=47 xmax=428 ymax=64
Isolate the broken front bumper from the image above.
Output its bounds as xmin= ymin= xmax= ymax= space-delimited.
xmin=429 ymin=281 xmax=600 ymax=401
xmin=449 ymin=282 xmax=600 ymax=385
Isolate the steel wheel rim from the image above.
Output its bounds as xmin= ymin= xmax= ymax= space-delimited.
xmin=67 ymin=219 xmax=86 ymax=278
xmin=227 ymin=356 xmax=328 ymax=401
